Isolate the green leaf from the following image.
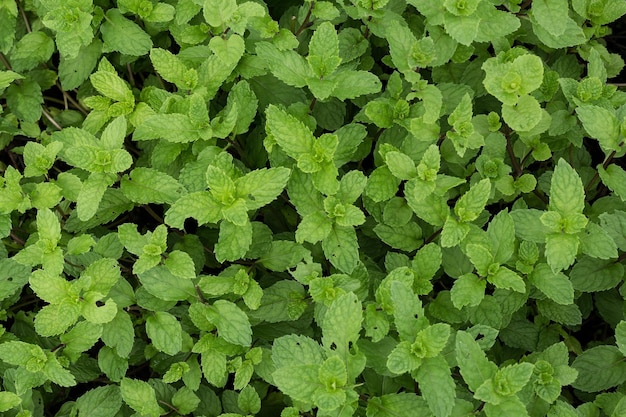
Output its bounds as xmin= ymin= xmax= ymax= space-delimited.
xmin=164 ymin=250 xmax=196 ymax=279
xmin=215 ymin=220 xmax=253 ymax=263
xmin=536 ymin=298 xmax=582 ymax=326
xmin=569 ymin=257 xmax=624 ymax=292
xmin=385 ymin=151 xmax=417 ymax=180
xmin=259 ymin=241 xmax=309 ymax=272
xmin=545 ymin=233 xmax=579 ymax=273
xmin=146 ymin=311 xmax=182 ymax=355
xmin=43 ymin=353 xmax=76 ymax=386
xmin=580 ymin=221 xmax=618 ymax=259
xmin=455 ymin=179 xmax=491 ymax=223
xmin=212 ymin=300 xmax=252 ymax=346
xmin=236 ymin=167 xmax=291 ymax=210
xmin=532 ymin=0 xmax=569 ymax=37
xmin=483 ymin=396 xmax=531 ymax=417
xmin=489 ymin=267 xmax=526 ymax=293
xmin=265 ymin=105 xmax=314 ymax=159
xmin=150 ymin=48 xmax=196 ymax=90
xmin=322 ymin=292 xmax=363 ymax=357
xmin=75 ymin=385 xmax=122 ymax=417
xmin=172 ymin=387 xmax=200 ymax=415
xmin=475 ymin=362 xmax=534 ymax=404
xmin=487 ymin=210 xmax=515 ymax=264
xmin=441 ymin=216 xmax=470 ymax=248
xmin=366 ymin=393 xmax=430 ymax=417
xmin=322 ymin=224 xmax=360 ymax=274
xmin=0 ymin=341 xmax=47 ymax=370
xmin=10 ymin=31 xmax=55 ymax=73
xmin=255 ymin=42 xmax=313 ymax=88
xmin=101 ymin=9 xmax=152 ymax=56
xmin=366 ymin=166 xmax=401 ymax=203
xmin=550 ymin=159 xmax=585 ymax=217
xmin=203 ymin=0 xmax=236 ymax=27
xmin=572 ymin=346 xmax=626 ymax=392
xmin=576 ymin=105 xmax=621 ymax=153
xmin=529 ymin=263 xmax=574 ymax=305
xmin=138 ymin=265 xmax=196 ymax=301
xmin=451 ymin=273 xmax=486 ymax=309
xmin=102 ymin=311 xmax=134 ymax=358
xmin=598 ymin=164 xmax=626 ymax=202
xmin=455 ymin=330 xmax=498 ymax=392
xmin=307 ymin=21 xmax=341 ymax=78
xmin=60 ymin=321 xmax=103 ymax=360
xmin=328 ymin=70 xmax=382 ymax=100
xmin=165 ymin=191 xmax=222 ymax=229
xmin=35 ymin=301 xmax=81 ymax=337
xmin=415 ymin=355 xmax=455 ymax=417
xmin=502 ymin=95 xmax=543 ymax=132
xmin=133 ymin=114 xmax=204 ymax=142
xmin=121 ymin=167 xmax=187 ymax=205
xmin=6 ymin=77 xmax=43 ymax=122
xmin=120 ymin=378 xmax=161 ymax=417
xmin=0 ymin=392 xmax=21 ymax=413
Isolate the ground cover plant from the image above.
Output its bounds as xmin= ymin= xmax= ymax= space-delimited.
xmin=3 ymin=0 xmax=626 ymax=416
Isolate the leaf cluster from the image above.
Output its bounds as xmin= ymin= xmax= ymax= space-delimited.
xmin=1 ymin=0 xmax=626 ymax=416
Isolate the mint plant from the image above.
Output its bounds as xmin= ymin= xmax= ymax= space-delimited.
xmin=2 ymin=0 xmax=626 ymax=416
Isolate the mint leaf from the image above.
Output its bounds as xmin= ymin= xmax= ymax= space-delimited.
xmin=455 ymin=179 xmax=491 ymax=223
xmin=451 ymin=273 xmax=486 ymax=309
xmin=322 ymin=224 xmax=359 ymax=274
xmin=529 ymin=263 xmax=574 ymax=305
xmin=415 ymin=355 xmax=455 ymax=417
xmin=550 ymin=159 xmax=585 ymax=218
xmin=598 ymin=164 xmax=626 ymax=202
xmin=146 ymin=311 xmax=183 ymax=355
xmin=75 ymin=385 xmax=122 ymax=417
xmin=572 ymin=346 xmax=626 ymax=392
xmin=101 ymin=9 xmax=152 ymax=56
xmin=120 ymin=378 xmax=161 ymax=417
xmin=532 ymin=0 xmax=569 ymax=37
xmin=455 ymin=330 xmax=498 ymax=392
xmin=576 ymin=105 xmax=620 ymax=153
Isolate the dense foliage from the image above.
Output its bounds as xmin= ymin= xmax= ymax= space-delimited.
xmin=2 ymin=0 xmax=626 ymax=416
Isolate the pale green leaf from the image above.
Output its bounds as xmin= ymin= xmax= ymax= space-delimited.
xmin=120 ymin=378 xmax=161 ymax=417
xmin=322 ymin=224 xmax=359 ymax=274
xmin=75 ymin=385 xmax=122 ymax=417
xmin=0 ymin=392 xmax=21 ymax=413
xmin=265 ymin=104 xmax=314 ymax=159
xmin=455 ymin=179 xmax=491 ymax=223
xmin=121 ymin=167 xmax=187 ymax=204
xmin=35 ymin=301 xmax=81 ymax=337
xmin=545 ymin=233 xmax=579 ymax=273
xmin=451 ymin=273 xmax=486 ymax=309
xmin=203 ymin=0 xmax=236 ymax=27
xmin=138 ymin=265 xmax=196 ymax=301
xmin=502 ymin=95 xmax=543 ymax=132
xmin=236 ymin=167 xmax=291 ymax=210
xmin=146 ymin=311 xmax=182 ymax=355
xmin=576 ymin=105 xmax=620 ymax=153
xmin=165 ymin=191 xmax=223 ymax=229
xmin=599 ymin=164 xmax=626 ymax=203
xmin=322 ymin=292 xmax=362 ymax=358
xmin=212 ymin=300 xmax=252 ymax=346
xmin=415 ymin=355 xmax=455 ymax=417
xmin=101 ymin=9 xmax=152 ymax=56
xmin=215 ymin=220 xmax=253 ymax=263
xmin=572 ymin=346 xmax=626 ymax=392
xmin=455 ymin=330 xmax=498 ymax=392
xmin=529 ymin=263 xmax=574 ymax=305
xmin=532 ymin=0 xmax=569 ymax=37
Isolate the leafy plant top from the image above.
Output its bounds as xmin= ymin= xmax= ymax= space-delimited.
xmin=1 ymin=0 xmax=626 ymax=416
